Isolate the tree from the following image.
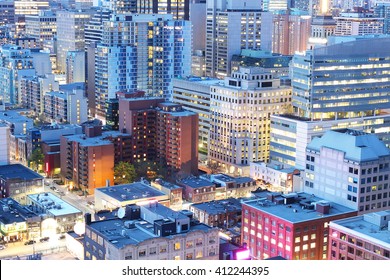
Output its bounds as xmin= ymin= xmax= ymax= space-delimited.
xmin=134 ymin=160 xmax=168 ymax=180
xmin=29 ymin=147 xmax=44 ymax=172
xmin=114 ymin=162 xmax=137 ymax=185
xmin=207 ymin=161 xmax=221 ymax=174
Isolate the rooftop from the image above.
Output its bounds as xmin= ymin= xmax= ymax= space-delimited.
xmin=63 ymin=130 xmax=130 ymax=147
xmin=190 ymin=198 xmax=242 ymax=215
xmin=28 ymin=192 xmax=82 ymax=217
xmin=96 ymin=182 xmax=167 ymax=202
xmin=0 ymin=164 xmax=43 ymax=181
xmin=0 ymin=198 xmax=37 ymax=225
xmin=307 ymin=129 xmax=390 ymax=162
xmin=330 ymin=211 xmax=390 ymax=248
xmin=89 ymin=204 xmax=215 ymax=249
xmin=0 ymin=109 xmax=33 ymax=124
xmin=153 ymin=179 xmax=181 ymax=190
xmin=178 ymin=177 xmax=215 ymax=189
xmin=243 ymin=192 xmax=356 ymax=224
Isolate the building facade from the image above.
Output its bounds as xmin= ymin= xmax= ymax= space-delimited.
xmin=241 ymin=192 xmax=357 ymax=260
xmin=303 ymin=129 xmax=390 ymax=214
xmin=84 ymin=202 xmax=220 ymax=260
xmin=208 ymin=67 xmax=292 ymax=175
xmin=328 ymin=210 xmax=390 ymax=260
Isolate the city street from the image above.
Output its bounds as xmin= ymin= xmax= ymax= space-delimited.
xmin=43 ymin=179 xmax=95 ymax=215
xmin=0 ymin=238 xmax=67 ymax=260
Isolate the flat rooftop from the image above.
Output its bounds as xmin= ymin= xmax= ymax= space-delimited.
xmin=190 ymin=198 xmax=242 ymax=215
xmin=330 ymin=211 xmax=390 ymax=247
xmin=243 ymin=192 xmax=356 ymax=224
xmin=179 ymin=177 xmax=215 ymax=189
xmin=96 ymin=182 xmax=167 ymax=202
xmin=0 ymin=109 xmax=33 ymax=124
xmin=28 ymin=192 xmax=82 ymax=217
xmin=0 ymin=164 xmax=43 ymax=181
xmin=153 ymin=179 xmax=181 ymax=190
xmin=63 ymin=130 xmax=130 ymax=147
xmin=0 ymin=198 xmax=31 ymax=224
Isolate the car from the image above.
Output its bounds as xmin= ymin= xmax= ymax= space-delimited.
xmin=58 ymin=235 xmax=65 ymax=240
xmin=24 ymin=240 xmax=36 ymax=245
xmin=40 ymin=237 xmax=50 ymax=242
xmin=0 ymin=244 xmax=5 ymax=250
xmin=50 ymin=186 xmax=56 ymax=191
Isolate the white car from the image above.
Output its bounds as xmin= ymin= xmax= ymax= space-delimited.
xmin=0 ymin=244 xmax=6 ymax=250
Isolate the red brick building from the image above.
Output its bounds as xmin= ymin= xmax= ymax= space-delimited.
xmin=241 ymin=192 xmax=357 ymax=260
xmin=119 ymin=98 xmax=198 ymax=176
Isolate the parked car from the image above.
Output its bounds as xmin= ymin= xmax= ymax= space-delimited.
xmin=50 ymin=186 xmax=56 ymax=191
xmin=58 ymin=235 xmax=65 ymax=240
xmin=0 ymin=244 xmax=5 ymax=250
xmin=40 ymin=237 xmax=50 ymax=242
xmin=24 ymin=240 xmax=36 ymax=245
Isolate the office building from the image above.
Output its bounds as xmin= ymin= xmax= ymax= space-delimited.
xmin=205 ymin=0 xmax=273 ymax=78
xmin=94 ymin=181 xmax=169 ymax=211
xmin=272 ymin=14 xmax=311 ymax=56
xmin=25 ymin=10 xmax=57 ymax=47
xmin=328 ymin=210 xmax=390 ymax=260
xmin=208 ymin=67 xmax=292 ymax=176
xmin=56 ymin=9 xmax=93 ymax=72
xmin=27 ymin=192 xmax=83 ymax=233
xmin=190 ymin=1 xmax=206 ymax=75
xmin=44 ymin=83 xmax=88 ymax=124
xmin=269 ymin=113 xmax=390 ymax=169
xmin=94 ymin=13 xmax=191 ymax=120
xmin=334 ymin=13 xmax=384 ymax=36
xmin=136 ymin=0 xmax=191 ymax=20
xmin=66 ymin=51 xmax=86 ymax=84
xmin=173 ymin=77 xmax=220 ymax=152
xmin=0 ymin=124 xmax=10 ymax=165
xmin=241 ymin=192 xmax=357 ymax=260
xmin=84 ymin=202 xmax=220 ymax=260
xmin=303 ymin=129 xmax=390 ymax=214
xmin=307 ymin=15 xmax=336 ymax=47
xmin=230 ymin=50 xmax=292 ymax=78
xmin=291 ymin=38 xmax=390 ymax=120
xmin=14 ymin=0 xmax=50 ymax=36
xmin=0 ymin=164 xmax=44 ymax=203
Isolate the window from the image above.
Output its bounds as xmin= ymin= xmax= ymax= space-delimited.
xmin=186 ymin=253 xmax=193 ymax=260
xmin=160 ymin=246 xmax=167 ymax=253
xmin=174 ymin=242 xmax=181 ymax=250
xmin=138 ymin=249 xmax=146 ymax=257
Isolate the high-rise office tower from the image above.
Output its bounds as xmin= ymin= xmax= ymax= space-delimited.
xmin=272 ymin=13 xmax=311 ymax=55
xmin=56 ymin=9 xmax=93 ymax=72
xmin=14 ymin=0 xmax=50 ymax=36
xmin=205 ymin=0 xmax=273 ymax=79
xmin=136 ymin=0 xmax=191 ymax=20
xmin=270 ymin=37 xmax=390 ymax=169
xmin=25 ymin=10 xmax=57 ymax=48
xmin=94 ymin=13 xmax=191 ymax=120
xmin=208 ymin=67 xmax=292 ymax=176
xmin=66 ymin=51 xmax=86 ymax=83
xmin=334 ymin=12 xmax=384 ymax=36
xmin=291 ymin=38 xmax=390 ymax=120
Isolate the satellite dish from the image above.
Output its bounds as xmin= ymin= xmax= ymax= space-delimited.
xmin=117 ymin=207 xmax=126 ymax=219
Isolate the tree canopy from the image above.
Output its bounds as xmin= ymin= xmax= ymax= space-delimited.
xmin=29 ymin=147 xmax=44 ymax=172
xmin=114 ymin=161 xmax=137 ymax=185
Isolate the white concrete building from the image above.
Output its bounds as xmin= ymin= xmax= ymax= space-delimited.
xmin=304 ymin=129 xmax=390 ymax=214
xmin=208 ymin=67 xmax=292 ymax=176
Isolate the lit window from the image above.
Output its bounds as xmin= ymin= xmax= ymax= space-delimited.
xmin=294 ymin=246 xmax=300 ymax=252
